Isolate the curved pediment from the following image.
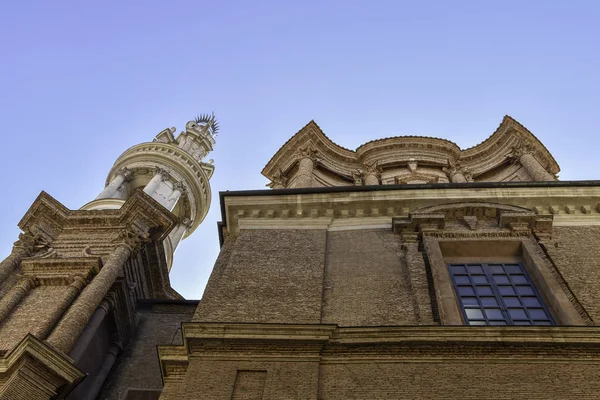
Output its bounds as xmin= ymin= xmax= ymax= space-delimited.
xmin=262 ymin=116 xmax=560 ymax=188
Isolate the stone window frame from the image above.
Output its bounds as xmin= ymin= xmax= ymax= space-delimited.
xmin=424 ymin=236 xmax=586 ymax=326
xmin=394 ymin=203 xmax=591 ymax=327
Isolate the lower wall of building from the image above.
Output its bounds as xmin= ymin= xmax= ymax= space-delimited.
xmin=318 ymin=362 xmax=600 ymax=399
xmin=545 ymin=226 xmax=600 ymax=322
xmin=99 ymin=301 xmax=197 ymax=400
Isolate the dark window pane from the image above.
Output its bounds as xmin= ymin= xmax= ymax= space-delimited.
xmin=458 ymin=286 xmax=475 ymax=296
xmin=450 ymin=265 xmax=467 ymax=274
xmin=465 ymin=308 xmax=484 ymax=319
xmin=511 ymin=275 xmax=528 ymax=284
xmin=503 ymin=297 xmax=521 ymax=307
xmin=498 ymin=286 xmax=516 ymax=295
xmin=467 ymin=265 xmax=483 ymax=274
xmin=522 ymin=297 xmax=541 ymax=307
xmin=490 ymin=265 xmax=504 ymax=274
xmin=469 ymin=320 xmax=486 ymax=326
xmin=484 ymin=308 xmax=504 ymax=320
xmin=508 ymin=309 xmax=528 ymax=320
xmin=489 ymin=321 xmax=507 ymax=326
xmin=513 ymin=321 xmax=531 ymax=325
xmin=461 ymin=297 xmax=478 ymax=306
xmin=454 ymin=276 xmax=470 ymax=284
xmin=476 ymin=286 xmax=493 ymax=295
xmin=528 ymin=309 xmax=548 ymax=319
xmin=516 ymin=286 xmax=535 ymax=296
xmin=534 ymin=321 xmax=552 ymax=326
xmin=493 ymin=275 xmax=510 ymax=284
xmin=505 ymin=265 xmax=522 ymax=274
xmin=480 ymin=297 xmax=498 ymax=307
xmin=472 ymin=275 xmax=488 ymax=284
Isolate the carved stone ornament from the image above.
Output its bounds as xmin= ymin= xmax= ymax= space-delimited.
xmin=155 ymin=167 xmax=170 ymax=181
xmin=172 ymin=181 xmax=187 ymax=193
xmin=352 ymin=169 xmax=364 ymax=185
xmin=13 ymin=228 xmax=51 ymax=257
xmin=363 ymin=161 xmax=382 ymax=175
xmin=443 ymin=159 xmax=472 ymax=181
xmin=507 ymin=139 xmax=535 ymax=162
xmin=119 ymin=167 xmax=133 ymax=182
xmin=271 ymin=169 xmax=288 ymax=188
xmin=296 ymin=144 xmax=318 ymax=161
xmin=112 ymin=225 xmax=149 ymax=252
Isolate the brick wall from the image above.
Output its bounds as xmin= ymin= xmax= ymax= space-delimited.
xmin=318 ymin=361 xmax=600 ymax=399
xmin=194 ymin=229 xmax=327 ymax=324
xmin=322 ymin=229 xmax=419 ymax=326
xmin=174 ymin=359 xmax=320 ymax=400
xmin=545 ymin=226 xmax=600 ymax=323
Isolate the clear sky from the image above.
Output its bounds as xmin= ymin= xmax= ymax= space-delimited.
xmin=1 ymin=1 xmax=599 ymax=299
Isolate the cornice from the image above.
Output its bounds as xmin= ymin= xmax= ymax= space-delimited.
xmin=221 ymin=183 xmax=600 ymax=235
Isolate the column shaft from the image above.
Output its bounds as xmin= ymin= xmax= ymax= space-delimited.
xmin=31 ymin=277 xmax=86 ymax=340
xmin=294 ymin=157 xmax=314 ymax=188
xmin=519 ymin=153 xmax=554 ymax=181
xmin=364 ymin=173 xmax=379 ymax=186
xmin=96 ymin=174 xmax=125 ymax=200
xmin=47 ymin=245 xmax=131 ymax=354
xmin=0 ymin=277 xmax=35 ymax=322
xmin=143 ymin=173 xmax=164 ymax=196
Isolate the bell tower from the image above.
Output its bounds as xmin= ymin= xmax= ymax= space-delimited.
xmin=0 ymin=115 xmax=217 ymax=399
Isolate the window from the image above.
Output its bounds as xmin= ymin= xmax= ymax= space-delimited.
xmin=448 ymin=262 xmax=554 ymax=326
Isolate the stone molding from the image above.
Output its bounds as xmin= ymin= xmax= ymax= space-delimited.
xmin=158 ymin=323 xmax=600 ymax=385
xmin=222 ymin=185 xmax=600 ymax=236
xmin=0 ymin=334 xmax=85 ymax=398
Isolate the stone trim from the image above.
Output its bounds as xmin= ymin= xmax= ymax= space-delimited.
xmin=0 ymin=334 xmax=85 ymax=398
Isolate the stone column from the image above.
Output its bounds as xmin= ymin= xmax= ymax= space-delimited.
xmin=168 ymin=218 xmax=192 ymax=251
xmin=165 ymin=181 xmax=185 ymax=211
xmin=47 ymin=234 xmax=139 ymax=354
xmin=144 ymin=168 xmax=169 ymax=197
xmin=0 ymin=276 xmax=36 ymax=322
xmin=96 ymin=167 xmax=132 ymax=200
xmin=31 ymin=275 xmax=87 ymax=340
xmin=510 ymin=141 xmax=555 ymax=181
xmin=363 ymin=162 xmax=381 ymax=186
xmin=294 ymin=145 xmax=317 ymax=188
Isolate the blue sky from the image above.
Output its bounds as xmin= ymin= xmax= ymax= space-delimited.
xmin=1 ymin=1 xmax=599 ymax=299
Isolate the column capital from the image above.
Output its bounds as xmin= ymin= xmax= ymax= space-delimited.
xmin=508 ymin=139 xmax=536 ymax=162
xmin=271 ymin=168 xmax=288 ymax=189
xmin=443 ymin=160 xmax=472 ymax=182
xmin=154 ymin=167 xmax=170 ymax=181
xmin=111 ymin=225 xmax=149 ymax=253
xmin=172 ymin=181 xmax=186 ymax=193
xmin=296 ymin=144 xmax=318 ymax=162
xmin=118 ymin=167 xmax=133 ymax=182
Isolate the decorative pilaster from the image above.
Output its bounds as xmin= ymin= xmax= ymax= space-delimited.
xmin=508 ymin=140 xmax=555 ymax=181
xmin=401 ymin=239 xmax=435 ymax=324
xmin=96 ymin=167 xmax=132 ymax=200
xmin=294 ymin=144 xmax=317 ymax=188
xmin=46 ymin=228 xmax=144 ymax=354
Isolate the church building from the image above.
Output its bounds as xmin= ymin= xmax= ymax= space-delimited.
xmin=0 ymin=115 xmax=599 ymax=399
